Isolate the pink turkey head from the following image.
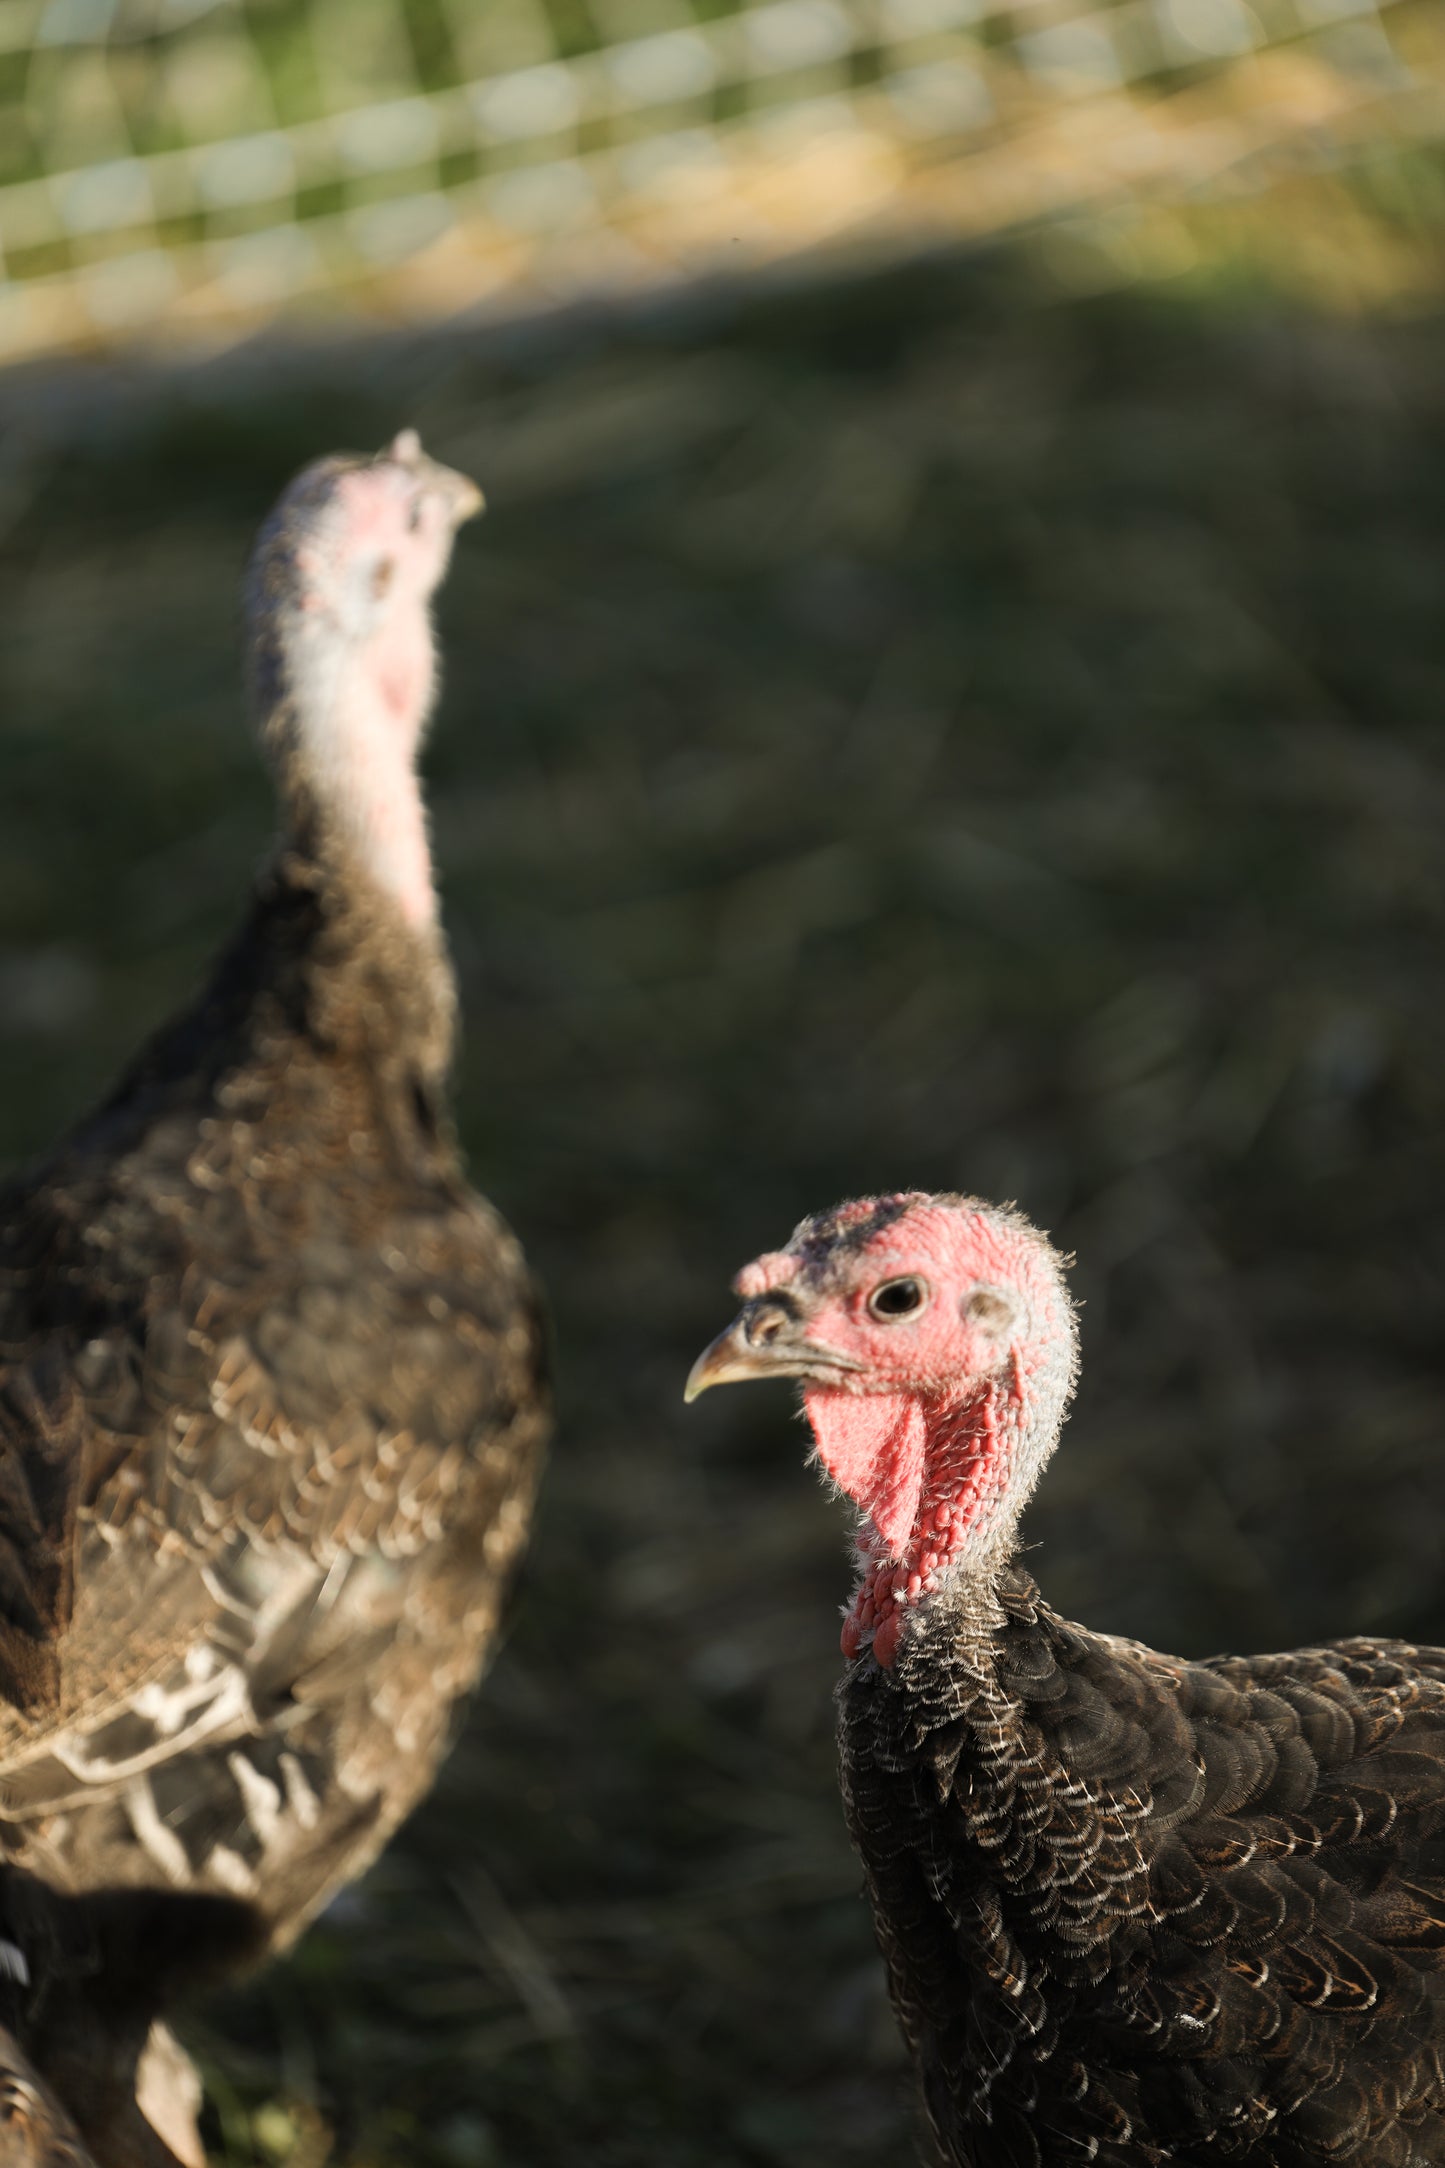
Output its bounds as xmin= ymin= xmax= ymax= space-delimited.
xmin=688 ymin=1194 xmax=1079 ymax=1616
xmin=246 ymin=431 xmax=482 ymax=926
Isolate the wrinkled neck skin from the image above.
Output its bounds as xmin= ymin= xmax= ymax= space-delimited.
xmin=812 ymin=1357 xmax=1055 ymax=1673
xmin=256 ymin=593 xmax=440 ymax=936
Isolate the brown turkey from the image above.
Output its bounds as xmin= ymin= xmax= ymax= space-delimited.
xmin=0 ymin=2021 xmax=94 ymax=2168
xmin=0 ymin=434 xmax=549 ymax=2163
xmin=688 ymin=1192 xmax=1445 ymax=2167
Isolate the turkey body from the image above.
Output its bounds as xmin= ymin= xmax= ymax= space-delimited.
xmin=689 ymin=1192 xmax=1445 ymax=2168
xmin=0 ymin=861 xmax=547 ymax=1943
xmin=0 ymin=2024 xmax=93 ymax=2168
xmin=841 ymin=1568 xmax=1445 ymax=2167
xmin=0 ymin=434 xmax=547 ymax=2164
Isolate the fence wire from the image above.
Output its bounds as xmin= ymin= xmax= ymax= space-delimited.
xmin=0 ymin=0 xmax=1441 ymax=361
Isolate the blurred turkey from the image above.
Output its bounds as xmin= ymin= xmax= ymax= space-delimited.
xmin=690 ymin=1193 xmax=1445 ymax=2167
xmin=0 ymin=2022 xmax=92 ymax=2168
xmin=0 ymin=435 xmax=549 ymax=2162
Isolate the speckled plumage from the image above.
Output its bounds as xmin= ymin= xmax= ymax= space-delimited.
xmin=0 ymin=438 xmax=549 ymax=2161
xmin=694 ymin=1194 xmax=1445 ymax=2168
xmin=0 ymin=2023 xmax=93 ymax=2168
xmin=844 ymin=1572 xmax=1445 ymax=2166
xmin=0 ymin=866 xmax=545 ymax=1929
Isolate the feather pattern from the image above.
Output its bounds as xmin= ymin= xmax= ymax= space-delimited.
xmin=0 ymin=438 xmax=548 ymax=2163
xmin=0 ymin=866 xmax=546 ymax=1945
xmin=0 ymin=2023 xmax=94 ymax=2168
xmin=842 ymin=1576 xmax=1445 ymax=2165
xmin=692 ymin=1191 xmax=1445 ymax=2167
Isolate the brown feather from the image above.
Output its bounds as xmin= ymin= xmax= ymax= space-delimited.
xmin=841 ymin=1573 xmax=1445 ymax=2165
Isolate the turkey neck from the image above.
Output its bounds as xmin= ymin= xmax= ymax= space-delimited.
xmin=838 ymin=1359 xmax=1063 ymax=1674
xmin=253 ymin=626 xmax=457 ymax=1080
xmin=264 ymin=667 xmax=436 ymax=930
xmin=249 ymin=518 xmax=448 ymax=920
xmin=259 ymin=821 xmax=458 ymax=1087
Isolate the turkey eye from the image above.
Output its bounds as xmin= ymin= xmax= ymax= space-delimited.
xmin=868 ymin=1276 xmax=928 ymax=1321
xmin=407 ymin=500 xmax=423 ymax=533
xmin=372 ymin=558 xmax=395 ymax=600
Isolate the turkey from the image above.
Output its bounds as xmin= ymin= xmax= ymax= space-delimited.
xmin=688 ymin=1192 xmax=1445 ymax=2167
xmin=0 ymin=2021 xmax=93 ymax=2168
xmin=0 ymin=1994 xmax=94 ymax=2168
xmin=0 ymin=434 xmax=550 ymax=2162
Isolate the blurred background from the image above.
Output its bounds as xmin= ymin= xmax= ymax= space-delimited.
xmin=2 ymin=0 xmax=1445 ymax=2162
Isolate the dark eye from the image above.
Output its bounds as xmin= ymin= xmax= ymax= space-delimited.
xmin=407 ymin=499 xmax=423 ymax=533
xmin=372 ymin=558 xmax=395 ymax=600
xmin=868 ymin=1276 xmax=928 ymax=1321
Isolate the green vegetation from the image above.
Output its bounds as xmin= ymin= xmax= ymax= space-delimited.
xmin=1 ymin=247 xmax=1443 ymax=2163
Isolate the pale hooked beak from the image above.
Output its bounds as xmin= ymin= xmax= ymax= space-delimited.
xmin=384 ymin=428 xmax=485 ymax=526
xmin=684 ymin=1301 xmax=863 ymax=1403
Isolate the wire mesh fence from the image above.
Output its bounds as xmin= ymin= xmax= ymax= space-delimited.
xmin=0 ymin=0 xmax=1441 ymax=364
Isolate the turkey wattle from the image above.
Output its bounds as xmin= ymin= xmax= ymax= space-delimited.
xmin=0 ymin=434 xmax=550 ymax=2163
xmin=688 ymin=1192 xmax=1445 ymax=2167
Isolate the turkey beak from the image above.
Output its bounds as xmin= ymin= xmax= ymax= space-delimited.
xmin=384 ymin=429 xmax=485 ymax=526
xmin=684 ymin=1300 xmax=861 ymax=1402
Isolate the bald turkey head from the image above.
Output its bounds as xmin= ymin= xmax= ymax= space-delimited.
xmin=246 ymin=429 xmax=482 ymax=930
xmin=688 ymin=1193 xmax=1079 ymax=1666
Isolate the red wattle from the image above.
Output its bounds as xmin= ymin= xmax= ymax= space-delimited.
xmin=872 ymin=1609 xmax=904 ymax=1668
xmin=803 ymin=1387 xmax=928 ymax=1559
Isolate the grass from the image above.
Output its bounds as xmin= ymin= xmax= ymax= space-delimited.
xmin=1 ymin=246 xmax=1444 ymax=2164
